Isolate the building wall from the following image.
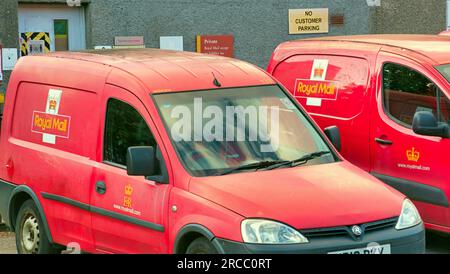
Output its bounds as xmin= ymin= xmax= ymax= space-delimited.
xmin=371 ymin=0 xmax=447 ymax=34
xmin=0 ymin=0 xmax=19 ymax=93
xmin=87 ymin=0 xmax=371 ymax=68
xmin=0 ymin=0 xmax=447 ymax=93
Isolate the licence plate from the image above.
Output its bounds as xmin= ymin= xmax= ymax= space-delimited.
xmin=328 ymin=244 xmax=391 ymax=254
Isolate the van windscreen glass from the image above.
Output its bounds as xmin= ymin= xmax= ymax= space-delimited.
xmin=153 ymin=85 xmax=336 ymax=177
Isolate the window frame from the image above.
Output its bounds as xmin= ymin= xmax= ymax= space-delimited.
xmin=381 ymin=61 xmax=446 ymax=129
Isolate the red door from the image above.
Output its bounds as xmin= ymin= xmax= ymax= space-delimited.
xmin=90 ymin=85 xmax=171 ymax=253
xmin=370 ymin=52 xmax=450 ymax=229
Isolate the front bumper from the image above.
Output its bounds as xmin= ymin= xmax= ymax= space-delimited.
xmin=213 ymin=223 xmax=425 ymax=254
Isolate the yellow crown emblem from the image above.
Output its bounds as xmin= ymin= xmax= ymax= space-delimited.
xmin=124 ymin=184 xmax=133 ymax=196
xmin=406 ymin=147 xmax=420 ymax=162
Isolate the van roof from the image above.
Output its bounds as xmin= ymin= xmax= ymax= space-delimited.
xmin=44 ymin=49 xmax=275 ymax=93
xmin=280 ymin=34 xmax=450 ymax=65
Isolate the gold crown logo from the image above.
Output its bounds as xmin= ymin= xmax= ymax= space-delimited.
xmin=49 ymin=99 xmax=57 ymax=110
xmin=124 ymin=184 xmax=133 ymax=196
xmin=406 ymin=147 xmax=420 ymax=162
xmin=314 ymin=67 xmax=324 ymax=78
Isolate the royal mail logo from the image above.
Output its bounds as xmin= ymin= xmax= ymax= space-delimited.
xmin=294 ymin=79 xmax=339 ymax=100
xmin=123 ymin=184 xmax=134 ymax=208
xmin=406 ymin=147 xmax=420 ymax=162
xmin=313 ymin=66 xmax=325 ymax=79
xmin=48 ymin=99 xmax=58 ymax=111
xmin=125 ymin=184 xmax=133 ymax=196
xmin=310 ymin=59 xmax=328 ymax=81
xmin=31 ymin=111 xmax=71 ymax=138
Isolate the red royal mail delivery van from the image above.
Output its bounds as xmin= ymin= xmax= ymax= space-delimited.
xmin=0 ymin=49 xmax=424 ymax=254
xmin=268 ymin=34 xmax=450 ymax=235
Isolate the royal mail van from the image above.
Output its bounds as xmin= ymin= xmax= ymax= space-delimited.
xmin=0 ymin=49 xmax=424 ymax=254
xmin=268 ymin=34 xmax=450 ymax=235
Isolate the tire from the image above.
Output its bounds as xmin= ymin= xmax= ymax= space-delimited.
xmin=15 ymin=200 xmax=57 ymax=254
xmin=185 ymin=237 xmax=218 ymax=254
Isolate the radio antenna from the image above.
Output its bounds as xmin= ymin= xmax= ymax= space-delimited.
xmin=212 ymin=72 xmax=222 ymax=87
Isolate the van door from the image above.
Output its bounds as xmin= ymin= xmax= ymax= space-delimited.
xmin=90 ymin=85 xmax=170 ymax=253
xmin=371 ymin=52 xmax=450 ymax=228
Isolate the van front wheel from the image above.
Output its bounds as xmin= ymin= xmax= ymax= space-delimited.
xmin=15 ymin=200 xmax=56 ymax=254
xmin=185 ymin=237 xmax=218 ymax=254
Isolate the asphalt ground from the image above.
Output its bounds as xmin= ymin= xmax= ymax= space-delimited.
xmin=0 ymin=225 xmax=15 ymax=254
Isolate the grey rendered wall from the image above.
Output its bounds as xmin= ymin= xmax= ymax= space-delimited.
xmin=2 ymin=0 xmax=446 ymax=93
xmin=371 ymin=0 xmax=446 ymax=34
xmin=87 ymin=0 xmax=371 ymax=68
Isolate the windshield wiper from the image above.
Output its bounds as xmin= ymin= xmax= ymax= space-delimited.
xmin=216 ymin=160 xmax=290 ymax=176
xmin=265 ymin=151 xmax=332 ymax=170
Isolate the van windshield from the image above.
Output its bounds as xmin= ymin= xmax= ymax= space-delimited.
xmin=153 ymin=85 xmax=336 ymax=177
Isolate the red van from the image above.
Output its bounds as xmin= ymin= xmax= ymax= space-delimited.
xmin=268 ymin=35 xmax=450 ymax=235
xmin=0 ymin=49 xmax=424 ymax=254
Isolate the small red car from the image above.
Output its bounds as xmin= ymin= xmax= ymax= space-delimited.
xmin=0 ymin=49 xmax=424 ymax=254
xmin=268 ymin=34 xmax=450 ymax=234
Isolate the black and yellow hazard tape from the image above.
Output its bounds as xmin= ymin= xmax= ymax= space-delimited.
xmin=20 ymin=32 xmax=51 ymax=56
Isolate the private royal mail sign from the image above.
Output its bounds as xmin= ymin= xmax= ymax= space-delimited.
xmin=289 ymin=8 xmax=329 ymax=34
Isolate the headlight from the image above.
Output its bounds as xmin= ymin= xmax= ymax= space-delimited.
xmin=395 ymin=199 xmax=422 ymax=230
xmin=241 ymin=219 xmax=309 ymax=244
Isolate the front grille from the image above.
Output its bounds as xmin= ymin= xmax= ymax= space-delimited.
xmin=364 ymin=218 xmax=398 ymax=232
xmin=299 ymin=217 xmax=398 ymax=240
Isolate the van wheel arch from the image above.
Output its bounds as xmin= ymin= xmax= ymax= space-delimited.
xmin=8 ymin=186 xmax=53 ymax=244
xmin=174 ymin=224 xmax=224 ymax=254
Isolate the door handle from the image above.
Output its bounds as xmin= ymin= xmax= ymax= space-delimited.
xmin=95 ymin=181 xmax=107 ymax=195
xmin=375 ymin=138 xmax=393 ymax=145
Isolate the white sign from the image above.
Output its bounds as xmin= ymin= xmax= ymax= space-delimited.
xmin=66 ymin=0 xmax=81 ymax=7
xmin=366 ymin=0 xmax=381 ymax=7
xmin=2 ymin=48 xmax=18 ymax=71
xmin=0 ymin=48 xmax=2 ymax=81
xmin=447 ymin=0 xmax=450 ymax=29
xmin=94 ymin=46 xmax=113 ymax=50
xmin=160 ymin=36 xmax=184 ymax=51
xmin=27 ymin=40 xmax=45 ymax=56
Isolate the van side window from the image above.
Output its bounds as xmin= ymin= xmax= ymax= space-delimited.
xmin=382 ymin=63 xmax=447 ymax=127
xmin=439 ymin=94 xmax=450 ymax=125
xmin=104 ymin=98 xmax=156 ymax=167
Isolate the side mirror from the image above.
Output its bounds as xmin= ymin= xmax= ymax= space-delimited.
xmin=126 ymin=146 xmax=157 ymax=176
xmin=324 ymin=126 xmax=342 ymax=152
xmin=412 ymin=111 xmax=449 ymax=138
